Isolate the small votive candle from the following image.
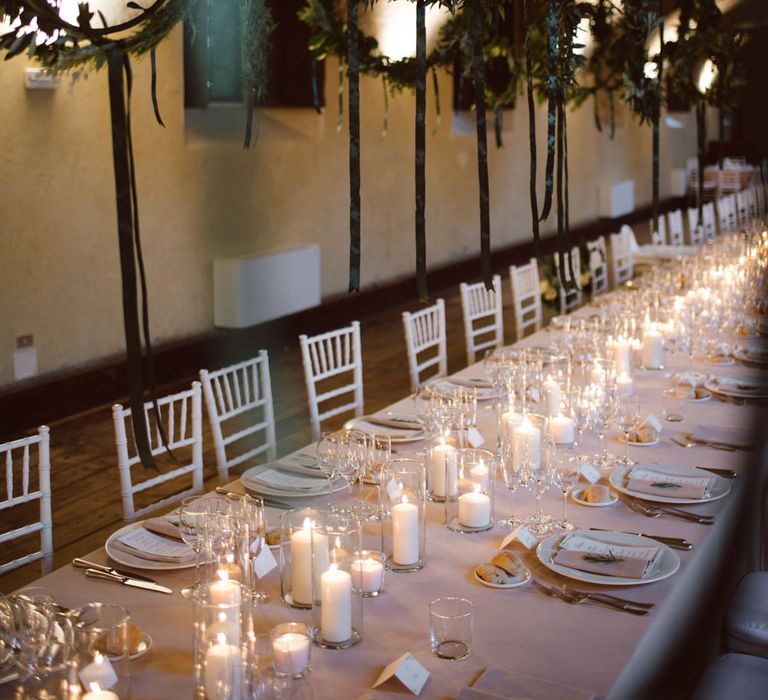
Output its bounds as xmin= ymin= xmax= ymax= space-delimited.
xmin=82 ymin=686 xmax=119 ymax=700
xmin=457 ymin=485 xmax=491 ymax=529
xmin=271 ymin=622 xmax=311 ymax=679
xmin=546 ymin=413 xmax=575 ymax=445
xmin=350 ymin=550 xmax=385 ymax=597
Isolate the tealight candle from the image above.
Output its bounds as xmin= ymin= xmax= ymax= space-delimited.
xmin=457 ymin=485 xmax=491 ymax=528
xmin=320 ymin=563 xmax=352 ymax=643
xmin=350 ymin=555 xmax=384 ymax=594
xmin=392 ymin=496 xmax=419 ymax=566
xmin=82 ymin=687 xmax=119 ymax=700
xmin=272 ymin=631 xmax=310 ymax=677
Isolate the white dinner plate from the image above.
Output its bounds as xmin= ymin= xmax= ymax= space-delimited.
xmin=429 ymin=379 xmax=498 ymax=402
xmin=105 ymin=522 xmax=196 ymax=571
xmin=536 ymin=530 xmax=680 ymax=586
xmin=344 ymin=415 xmax=436 ymax=443
xmin=241 ymin=464 xmax=346 ymax=498
xmin=571 ymin=488 xmax=618 ymax=508
xmin=705 ymin=374 xmax=768 ymax=399
xmin=473 ymin=565 xmax=531 ymax=589
xmin=733 ymin=346 xmax=768 ymax=366
xmin=609 ymin=464 xmax=730 ymax=505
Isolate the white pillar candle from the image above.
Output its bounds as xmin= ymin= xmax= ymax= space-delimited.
xmin=351 ymin=557 xmax=384 ymax=593
xmin=641 ymin=327 xmax=664 ymax=369
xmin=392 ymin=496 xmax=419 ymax=565
xmin=272 ymin=632 xmax=310 ymax=676
xmin=204 ymin=634 xmax=242 ymax=700
xmin=512 ymin=418 xmax=541 ymax=471
xmin=590 ymin=363 xmax=606 ymax=387
xmin=502 ymin=407 xmax=523 ymax=442
xmin=429 ymin=439 xmax=456 ymax=498
xmin=546 ymin=414 xmax=575 ymax=445
xmin=289 ymin=518 xmax=328 ymax=606
xmin=210 ymin=571 xmax=242 ymax=605
xmin=320 ymin=563 xmax=352 ymax=643
xmin=613 ymin=338 xmax=633 ymax=377
xmin=457 ymin=486 xmax=491 ymax=528
xmin=79 ymin=655 xmax=118 ymax=694
xmin=543 ymin=375 xmax=561 ymax=418
xmin=617 ymin=372 xmax=634 ymax=396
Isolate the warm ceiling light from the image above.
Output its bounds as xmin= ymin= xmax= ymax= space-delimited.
xmin=370 ymin=3 xmax=451 ymax=62
xmin=697 ymin=58 xmax=717 ymax=94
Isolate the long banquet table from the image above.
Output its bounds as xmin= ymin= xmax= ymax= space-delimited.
xmin=22 ymin=303 xmax=767 ymax=700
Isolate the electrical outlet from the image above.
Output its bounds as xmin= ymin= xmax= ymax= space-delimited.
xmin=17 ymin=334 xmax=34 ymax=349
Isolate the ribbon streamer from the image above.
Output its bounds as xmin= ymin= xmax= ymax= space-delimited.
xmin=347 ymin=0 xmax=361 ymax=293
xmin=651 ymin=2 xmax=664 ymax=238
xmin=524 ymin=0 xmax=541 ymax=258
xmin=469 ymin=0 xmax=491 ymax=289
xmin=382 ymin=74 xmax=389 ymax=138
xmin=431 ymin=67 xmax=441 ymax=135
xmin=494 ymin=105 xmax=503 ymax=148
xmin=540 ymin=0 xmax=558 ymax=223
xmin=415 ymin=0 xmax=428 ymax=300
xmin=337 ymin=63 xmax=344 ymax=134
xmin=107 ymin=47 xmax=163 ymax=471
xmin=696 ymin=101 xmax=706 ymax=227
xmin=311 ymin=54 xmax=322 ymax=114
xmin=150 ymin=48 xmax=165 ymax=127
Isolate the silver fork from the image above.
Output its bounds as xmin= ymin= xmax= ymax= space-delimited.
xmin=624 ymin=496 xmax=714 ymax=524
xmin=557 ymin=583 xmax=654 ymax=609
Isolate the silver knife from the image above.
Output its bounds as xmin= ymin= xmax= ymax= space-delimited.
xmin=84 ymin=568 xmax=173 ymax=594
xmin=589 ymin=527 xmax=693 ymax=550
xmin=72 ymin=558 xmax=160 ymax=584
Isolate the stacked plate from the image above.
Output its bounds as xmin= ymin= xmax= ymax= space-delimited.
xmin=609 ymin=464 xmax=730 ymax=505
xmin=704 ymin=374 xmax=768 ymax=401
xmin=427 ymin=379 xmax=498 ymax=401
xmin=345 ymin=413 xmax=435 ymax=443
xmin=240 ymin=462 xmax=345 ymax=503
xmin=733 ymin=343 xmax=768 ymax=367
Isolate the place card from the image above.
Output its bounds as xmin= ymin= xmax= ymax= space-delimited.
xmin=252 ymin=543 xmax=278 ymax=579
xmin=467 ymin=427 xmax=485 ymax=448
xmin=500 ymin=526 xmax=537 ymax=551
xmin=580 ymin=463 xmax=602 ymax=485
xmin=640 ymin=414 xmax=662 ymax=433
xmin=373 ymin=652 xmax=430 ymax=695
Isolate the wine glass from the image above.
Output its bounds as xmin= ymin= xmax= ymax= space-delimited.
xmin=555 ymin=448 xmax=580 ymax=531
xmin=497 ymin=438 xmax=522 ymax=528
xmin=228 ymin=493 xmax=270 ymax=605
xmin=524 ymin=435 xmax=558 ymax=536
xmin=316 ymin=431 xmax=341 ymax=504
xmin=179 ymin=496 xmax=208 ymax=599
xmin=589 ymin=387 xmax=616 ymax=471
xmin=363 ymin=433 xmax=391 ymax=486
xmin=337 ymin=430 xmax=368 ymax=496
xmin=616 ymin=395 xmax=640 ymax=465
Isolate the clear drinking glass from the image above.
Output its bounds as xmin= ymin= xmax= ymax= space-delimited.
xmin=556 ymin=449 xmax=581 ymax=530
xmin=179 ymin=496 xmax=208 ymax=599
xmin=429 ymin=597 xmax=473 ymax=660
xmin=227 ymin=493 xmax=270 ymax=605
xmin=616 ymin=395 xmax=641 ymax=465
xmin=316 ymin=431 xmax=341 ymax=504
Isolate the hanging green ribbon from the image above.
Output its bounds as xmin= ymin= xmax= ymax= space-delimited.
xmin=651 ymin=5 xmax=663 ymax=240
xmin=494 ymin=105 xmax=503 ymax=148
xmin=593 ymin=91 xmax=602 ymax=133
xmin=469 ymin=0 xmax=491 ymax=289
xmin=107 ymin=46 xmax=164 ymax=471
xmin=431 ymin=67 xmax=441 ymax=136
xmin=347 ymin=0 xmax=361 ymax=293
xmin=524 ymin=0 xmax=541 ymax=259
xmin=696 ymin=100 xmax=706 ymax=226
xmin=337 ymin=63 xmax=344 ymax=134
xmin=415 ymin=0 xmax=428 ymax=300
xmin=382 ymin=74 xmax=389 ymax=138
xmin=311 ymin=54 xmax=322 ymax=114
xmin=540 ymin=0 xmax=558 ymax=223
xmin=149 ymin=48 xmax=165 ymax=127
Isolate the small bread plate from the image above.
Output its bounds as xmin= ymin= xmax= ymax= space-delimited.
xmin=571 ymin=488 xmax=618 ymax=508
xmin=344 ymin=415 xmax=435 ymax=443
xmin=105 ymin=522 xmax=196 ymax=571
xmin=621 ymin=435 xmax=660 ymax=447
xmin=473 ymin=564 xmax=531 ymax=589
xmin=537 ymin=530 xmax=680 ymax=586
xmin=129 ymin=632 xmax=153 ymax=661
xmin=609 ymin=464 xmax=730 ymax=505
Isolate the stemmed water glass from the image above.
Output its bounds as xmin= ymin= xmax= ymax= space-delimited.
xmin=554 ymin=448 xmax=580 ymax=531
xmin=227 ymin=493 xmax=270 ymax=605
xmin=497 ymin=438 xmax=523 ymax=528
xmin=524 ymin=436 xmax=558 ymax=536
xmin=317 ymin=430 xmax=342 ymax=504
xmin=337 ymin=430 xmax=368 ymax=497
xmin=179 ymin=495 xmax=209 ymax=599
xmin=616 ymin=394 xmax=641 ymax=465
xmin=589 ymin=387 xmax=616 ymax=470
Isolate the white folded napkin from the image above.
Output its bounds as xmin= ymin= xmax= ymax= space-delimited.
xmin=142 ymin=517 xmax=183 ymax=541
xmin=362 ymin=414 xmax=423 ymax=431
xmin=552 ymin=533 xmax=661 ymax=579
xmin=626 ymin=466 xmax=712 ymax=499
xmin=113 ymin=527 xmax=194 ymax=563
xmin=450 ymin=376 xmax=493 ymax=389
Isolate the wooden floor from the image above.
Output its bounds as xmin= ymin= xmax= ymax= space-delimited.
xmin=1 ymin=278 xmax=561 ymax=593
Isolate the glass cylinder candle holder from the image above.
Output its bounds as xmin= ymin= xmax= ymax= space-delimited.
xmin=279 ymin=507 xmax=323 ymax=609
xmin=445 ymin=449 xmax=495 ymax=533
xmin=351 ymin=549 xmax=385 ymax=597
xmin=193 ymin=580 xmax=246 ymax=700
xmin=382 ymin=457 xmax=427 ymax=572
xmin=427 ymin=437 xmax=456 ymax=502
xmin=311 ymin=511 xmax=363 ymax=649
xmin=73 ymin=603 xmax=131 ymax=699
xmin=270 ymin=622 xmax=311 ymax=679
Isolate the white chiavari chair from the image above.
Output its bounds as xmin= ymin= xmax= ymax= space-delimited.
xmin=200 ymin=351 xmax=277 ymax=485
xmin=402 ymin=298 xmax=447 ymax=391
xmin=460 ymin=275 xmax=504 ymax=365
xmin=299 ymin=322 xmax=364 ymax=441
xmin=610 ymin=227 xmax=634 ymax=287
xmin=702 ymin=202 xmax=717 ymax=240
xmin=746 ymin=186 xmax=758 ymax=220
xmin=650 ymin=213 xmax=666 ymax=245
xmin=722 ymin=194 xmax=739 ymax=232
xmin=687 ymin=207 xmax=705 ymax=245
xmin=509 ymin=259 xmax=543 ymax=340
xmin=667 ymin=209 xmax=685 ymax=246
xmin=0 ymin=426 xmax=52 ymax=575
xmin=736 ymin=190 xmax=750 ymax=225
xmin=113 ymin=382 xmax=203 ymax=521
xmin=756 ymin=183 xmax=766 ymax=216
xmin=553 ymin=246 xmax=583 ymax=314
xmin=587 ymin=236 xmax=609 ymax=297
